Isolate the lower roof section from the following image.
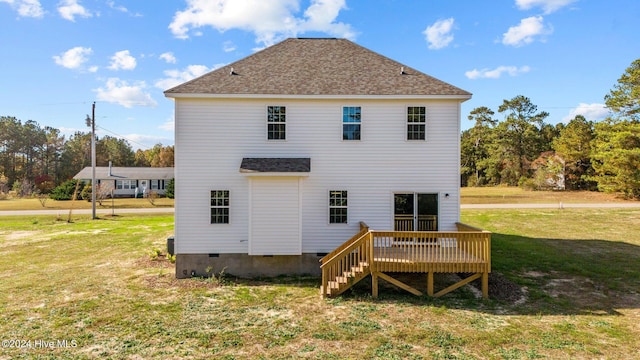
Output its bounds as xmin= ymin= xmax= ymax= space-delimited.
xmin=240 ymin=158 xmax=311 ymax=176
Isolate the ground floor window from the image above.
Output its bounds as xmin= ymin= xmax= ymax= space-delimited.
xmin=116 ymin=179 xmax=136 ymax=190
xmin=329 ymin=190 xmax=348 ymax=224
xmin=151 ymin=180 xmax=164 ymax=190
xmin=211 ymin=190 xmax=230 ymax=224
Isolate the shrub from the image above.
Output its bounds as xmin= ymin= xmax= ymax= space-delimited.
xmin=81 ymin=183 xmax=92 ymax=201
xmin=147 ymin=190 xmax=159 ymax=206
xmin=165 ymin=178 xmax=174 ymax=199
xmin=50 ymin=179 xmax=84 ymax=200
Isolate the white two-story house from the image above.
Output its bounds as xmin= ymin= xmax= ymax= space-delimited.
xmin=165 ymin=38 xmax=472 ymax=278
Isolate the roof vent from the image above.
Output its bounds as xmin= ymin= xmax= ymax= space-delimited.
xmin=400 ymin=66 xmax=407 ymax=75
xmin=229 ymin=67 xmax=237 ymax=75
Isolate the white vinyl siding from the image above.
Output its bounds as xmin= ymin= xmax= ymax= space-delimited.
xmin=173 ymin=98 xmax=461 ymax=255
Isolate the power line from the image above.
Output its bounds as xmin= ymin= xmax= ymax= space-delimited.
xmin=95 ymin=124 xmax=152 ymax=150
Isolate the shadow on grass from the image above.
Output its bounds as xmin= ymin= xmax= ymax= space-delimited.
xmin=328 ymin=232 xmax=640 ymax=316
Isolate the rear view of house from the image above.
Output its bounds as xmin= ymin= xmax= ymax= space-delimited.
xmin=165 ymin=38 xmax=483 ymax=294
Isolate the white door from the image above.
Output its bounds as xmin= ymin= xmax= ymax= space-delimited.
xmin=248 ymin=177 xmax=302 ymax=255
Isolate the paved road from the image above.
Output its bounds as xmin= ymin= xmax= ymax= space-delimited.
xmin=1 ymin=203 xmax=639 ymax=216
xmin=461 ymin=202 xmax=640 ymax=209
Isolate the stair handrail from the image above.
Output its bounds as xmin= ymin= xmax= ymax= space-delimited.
xmin=320 ymin=229 xmax=372 ymax=297
xmin=319 ymin=221 xmax=369 ymax=265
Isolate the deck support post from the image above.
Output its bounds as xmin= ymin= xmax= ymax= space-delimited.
xmin=372 ymin=272 xmax=378 ymax=298
xmin=482 ymin=271 xmax=489 ymax=299
xmin=427 ymin=271 xmax=434 ymax=296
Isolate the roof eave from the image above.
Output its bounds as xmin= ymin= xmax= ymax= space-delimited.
xmin=164 ymin=93 xmax=472 ymax=101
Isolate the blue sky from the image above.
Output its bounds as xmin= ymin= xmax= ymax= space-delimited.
xmin=1 ymin=0 xmax=638 ymax=149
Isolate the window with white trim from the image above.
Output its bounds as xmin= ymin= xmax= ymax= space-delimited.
xmin=151 ymin=180 xmax=164 ymax=190
xmin=342 ymin=106 xmax=361 ymax=140
xmin=329 ymin=190 xmax=348 ymax=224
xmin=267 ymin=106 xmax=286 ymax=140
xmin=407 ymin=106 xmax=426 ymax=140
xmin=116 ymin=180 xmax=135 ymax=190
xmin=210 ymin=190 xmax=230 ymax=224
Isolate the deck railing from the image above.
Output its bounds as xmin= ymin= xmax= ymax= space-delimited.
xmin=320 ymin=225 xmax=491 ymax=297
xmin=319 ymin=222 xmax=369 ymax=266
xmin=371 ymin=231 xmax=491 ymax=273
xmin=394 ymin=215 xmax=437 ymax=231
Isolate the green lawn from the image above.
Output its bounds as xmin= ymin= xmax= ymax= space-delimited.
xmin=0 ymin=210 xmax=639 ymax=359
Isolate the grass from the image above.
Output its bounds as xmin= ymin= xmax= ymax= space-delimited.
xmin=0 ymin=197 xmax=174 ymax=211
xmin=1 ymin=209 xmax=639 ymax=359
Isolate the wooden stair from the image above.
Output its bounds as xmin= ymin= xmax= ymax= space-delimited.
xmin=323 ymin=262 xmax=370 ymax=297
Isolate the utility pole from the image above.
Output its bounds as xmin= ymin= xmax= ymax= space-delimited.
xmin=86 ymin=102 xmax=96 ymax=219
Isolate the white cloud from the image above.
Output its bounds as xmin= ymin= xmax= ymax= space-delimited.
xmin=159 ymin=52 xmax=177 ymax=64
xmin=423 ymin=18 xmax=455 ymax=50
xmin=58 ymin=0 xmax=92 ymax=21
xmin=168 ymin=0 xmax=355 ymax=46
xmin=562 ymin=103 xmax=610 ymax=123
xmin=155 ymin=64 xmax=216 ymax=90
xmin=95 ymin=78 xmax=157 ymax=108
xmin=108 ymin=50 xmax=137 ymax=70
xmin=223 ymin=41 xmax=236 ymax=52
xmin=159 ymin=119 xmax=174 ymax=132
xmin=502 ymin=16 xmax=552 ymax=47
xmin=53 ymin=46 xmax=93 ymax=70
xmin=106 ymin=0 xmax=141 ymax=16
xmin=106 ymin=0 xmax=126 ymax=13
xmin=515 ymin=0 xmax=576 ymax=14
xmin=0 ymin=0 xmax=44 ymax=18
xmin=465 ymin=65 xmax=531 ymax=79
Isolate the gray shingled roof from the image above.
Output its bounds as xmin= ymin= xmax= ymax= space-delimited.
xmin=73 ymin=167 xmax=174 ymax=180
xmin=240 ymin=158 xmax=311 ymax=173
xmin=164 ymin=38 xmax=471 ymax=97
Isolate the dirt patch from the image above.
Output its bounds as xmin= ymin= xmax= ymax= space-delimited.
xmin=463 ymin=272 xmax=527 ymax=304
xmin=3 ymin=230 xmax=39 ymax=241
xmin=137 ymin=255 xmax=227 ymax=290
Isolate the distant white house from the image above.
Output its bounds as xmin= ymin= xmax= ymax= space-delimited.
xmin=164 ymin=38 xmax=472 ymax=278
xmin=73 ymin=165 xmax=174 ymax=197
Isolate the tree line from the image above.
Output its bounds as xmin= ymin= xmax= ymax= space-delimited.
xmin=0 ymin=120 xmax=174 ymax=196
xmin=2 ymin=60 xmax=638 ymax=199
xmin=462 ymin=58 xmax=640 ymax=199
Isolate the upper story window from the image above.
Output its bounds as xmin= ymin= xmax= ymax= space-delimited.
xmin=210 ymin=190 xmax=230 ymax=224
xmin=342 ymin=106 xmax=361 ymax=140
xmin=267 ymin=106 xmax=286 ymax=140
xmin=329 ymin=190 xmax=348 ymax=224
xmin=407 ymin=106 xmax=426 ymax=140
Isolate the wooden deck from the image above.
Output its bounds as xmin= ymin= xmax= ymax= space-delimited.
xmin=320 ymin=223 xmax=491 ymax=299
